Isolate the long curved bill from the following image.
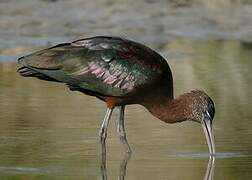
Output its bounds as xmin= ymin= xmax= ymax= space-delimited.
xmin=201 ymin=118 xmax=215 ymax=155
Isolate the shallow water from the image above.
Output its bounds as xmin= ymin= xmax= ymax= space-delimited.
xmin=1 ymin=0 xmax=252 ymax=179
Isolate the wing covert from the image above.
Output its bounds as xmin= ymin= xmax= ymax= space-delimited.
xmin=18 ymin=36 xmax=169 ymax=97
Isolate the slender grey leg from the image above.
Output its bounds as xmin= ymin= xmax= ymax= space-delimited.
xmin=117 ymin=106 xmax=132 ymax=153
xmin=99 ymin=108 xmax=113 ymax=154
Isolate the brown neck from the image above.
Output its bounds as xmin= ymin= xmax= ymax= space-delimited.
xmin=141 ymin=93 xmax=194 ymax=123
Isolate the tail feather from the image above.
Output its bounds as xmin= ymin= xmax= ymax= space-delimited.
xmin=17 ymin=66 xmax=60 ymax=82
xmin=17 ymin=66 xmax=38 ymax=77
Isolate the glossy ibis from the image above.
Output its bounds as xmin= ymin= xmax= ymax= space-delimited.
xmin=17 ymin=36 xmax=215 ymax=155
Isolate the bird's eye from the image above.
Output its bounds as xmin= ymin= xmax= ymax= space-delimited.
xmin=206 ymin=111 xmax=211 ymax=118
xmin=207 ymin=97 xmax=215 ymax=120
xmin=203 ymin=110 xmax=213 ymax=122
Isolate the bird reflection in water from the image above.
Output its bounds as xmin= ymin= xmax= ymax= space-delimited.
xmin=100 ymin=149 xmax=215 ymax=180
xmin=204 ymin=156 xmax=215 ymax=180
xmin=100 ymin=143 xmax=131 ymax=180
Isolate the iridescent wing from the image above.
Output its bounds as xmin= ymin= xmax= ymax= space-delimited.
xmin=18 ymin=36 xmax=170 ymax=97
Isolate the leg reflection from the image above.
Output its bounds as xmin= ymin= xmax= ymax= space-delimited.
xmin=100 ymin=143 xmax=107 ymax=180
xmin=203 ymin=156 xmax=215 ymax=180
xmin=119 ymin=152 xmax=131 ymax=180
xmin=100 ymin=149 xmax=131 ymax=180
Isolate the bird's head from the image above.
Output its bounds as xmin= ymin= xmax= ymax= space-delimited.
xmin=143 ymin=89 xmax=216 ymax=155
xmin=187 ymin=90 xmax=216 ymax=155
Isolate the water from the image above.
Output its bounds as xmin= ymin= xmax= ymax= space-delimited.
xmin=1 ymin=0 xmax=252 ymax=179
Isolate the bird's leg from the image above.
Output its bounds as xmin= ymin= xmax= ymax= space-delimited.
xmin=117 ymin=106 xmax=132 ymax=153
xmin=99 ymin=108 xmax=113 ymax=154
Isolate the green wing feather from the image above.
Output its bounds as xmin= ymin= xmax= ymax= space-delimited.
xmin=18 ymin=36 xmax=170 ymax=97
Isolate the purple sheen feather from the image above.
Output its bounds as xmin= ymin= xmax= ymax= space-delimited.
xmin=102 ymin=71 xmax=111 ymax=79
xmin=88 ymin=62 xmax=100 ymax=71
xmin=97 ymin=71 xmax=105 ymax=78
xmin=92 ymin=67 xmax=102 ymax=75
xmin=103 ymin=75 xmax=117 ymax=84
xmin=112 ymin=69 xmax=122 ymax=77
xmin=114 ymin=79 xmax=124 ymax=88
xmin=121 ymin=82 xmax=133 ymax=90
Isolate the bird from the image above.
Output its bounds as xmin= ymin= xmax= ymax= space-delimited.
xmin=17 ymin=36 xmax=215 ymax=155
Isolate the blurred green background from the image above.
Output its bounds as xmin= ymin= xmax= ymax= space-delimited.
xmin=0 ymin=0 xmax=252 ymax=179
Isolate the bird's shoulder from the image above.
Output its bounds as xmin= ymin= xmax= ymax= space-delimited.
xmin=71 ymin=36 xmax=167 ymax=70
xmin=69 ymin=36 xmax=171 ymax=95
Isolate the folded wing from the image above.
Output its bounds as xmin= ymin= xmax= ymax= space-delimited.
xmin=18 ymin=36 xmax=169 ymax=97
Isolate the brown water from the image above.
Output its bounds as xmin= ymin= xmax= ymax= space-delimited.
xmin=1 ymin=0 xmax=252 ymax=179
